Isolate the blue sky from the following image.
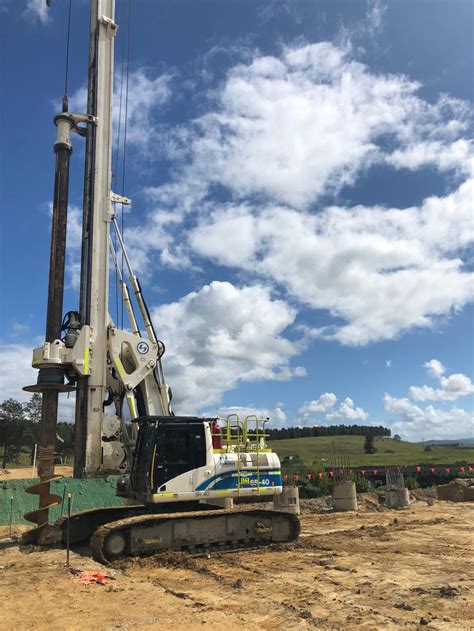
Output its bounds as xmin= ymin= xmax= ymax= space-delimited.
xmin=0 ymin=0 xmax=473 ymax=440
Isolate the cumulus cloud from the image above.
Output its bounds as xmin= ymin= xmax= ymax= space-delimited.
xmin=45 ymin=203 xmax=82 ymax=291
xmin=65 ymin=205 xmax=83 ymax=291
xmin=149 ymin=41 xmax=471 ymax=211
xmin=326 ymin=397 xmax=369 ymax=421
xmin=151 ymin=281 xmax=305 ymax=413
xmin=386 ymin=139 xmax=472 ymax=174
xmin=425 ymin=359 xmax=446 ymax=379
xmin=130 ymin=41 xmax=473 ymax=346
xmin=409 ymin=358 xmax=474 ymax=401
xmin=189 ymin=178 xmax=474 ymax=345
xmin=116 ymin=70 xmax=172 ymax=148
xmin=298 ymin=393 xmax=337 ymax=418
xmin=211 ymin=405 xmax=287 ymax=429
xmin=0 ymin=343 xmax=38 ymax=403
xmin=67 ymin=69 xmax=172 ymax=152
xmin=384 ymin=393 xmax=473 ymax=441
xmin=0 ymin=343 xmax=76 ymax=420
xmin=297 ymin=392 xmax=368 ymax=424
xmin=23 ymin=0 xmax=50 ymax=25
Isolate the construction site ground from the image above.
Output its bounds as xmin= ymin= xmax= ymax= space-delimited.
xmin=0 ymin=495 xmax=472 ymax=631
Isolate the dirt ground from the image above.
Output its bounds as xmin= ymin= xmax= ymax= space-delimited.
xmin=0 ymin=497 xmax=472 ymax=630
xmin=0 ymin=466 xmax=73 ymax=480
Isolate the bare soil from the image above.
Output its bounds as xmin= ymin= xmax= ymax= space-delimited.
xmin=0 ymin=466 xmax=73 ymax=480
xmin=0 ymin=499 xmax=472 ymax=630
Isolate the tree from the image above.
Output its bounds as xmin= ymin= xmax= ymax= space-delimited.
xmin=0 ymin=399 xmax=27 ymax=468
xmin=56 ymin=421 xmax=75 ymax=462
xmin=364 ymin=434 xmax=377 ymax=454
xmin=23 ymin=394 xmax=41 ymax=458
xmin=23 ymin=393 xmax=42 ymax=423
xmin=393 ymin=434 xmax=402 ymax=441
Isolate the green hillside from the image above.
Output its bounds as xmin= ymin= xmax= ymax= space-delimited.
xmin=268 ymin=435 xmax=474 ymax=467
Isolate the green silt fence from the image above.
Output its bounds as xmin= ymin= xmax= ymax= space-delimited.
xmin=0 ymin=476 xmax=125 ymax=526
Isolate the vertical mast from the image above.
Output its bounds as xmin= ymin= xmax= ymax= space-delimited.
xmin=74 ymin=0 xmax=117 ymax=477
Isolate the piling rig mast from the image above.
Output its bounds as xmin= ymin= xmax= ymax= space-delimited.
xmin=24 ymin=0 xmax=172 ymax=538
xmin=23 ymin=0 xmax=299 ymax=554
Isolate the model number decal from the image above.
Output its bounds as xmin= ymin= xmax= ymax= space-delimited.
xmin=239 ymin=477 xmax=270 ymax=486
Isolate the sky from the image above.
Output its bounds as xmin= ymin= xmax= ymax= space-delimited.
xmin=0 ymin=0 xmax=473 ymax=441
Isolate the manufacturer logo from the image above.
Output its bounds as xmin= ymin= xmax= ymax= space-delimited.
xmin=136 ymin=341 xmax=150 ymax=355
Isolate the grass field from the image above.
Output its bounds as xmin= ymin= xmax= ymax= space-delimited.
xmin=0 ymin=450 xmax=71 ymax=469
xmin=268 ymin=435 xmax=474 ymax=467
xmin=3 ymin=436 xmax=473 ymax=470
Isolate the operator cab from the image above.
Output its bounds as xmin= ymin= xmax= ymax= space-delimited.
xmin=126 ymin=416 xmax=214 ymax=500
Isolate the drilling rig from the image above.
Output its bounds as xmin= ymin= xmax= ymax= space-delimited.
xmin=23 ymin=0 xmax=299 ymax=561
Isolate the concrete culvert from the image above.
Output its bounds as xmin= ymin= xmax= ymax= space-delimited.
xmin=332 ymin=481 xmax=357 ymax=511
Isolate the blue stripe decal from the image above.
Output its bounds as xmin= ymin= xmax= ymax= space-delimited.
xmin=196 ymin=468 xmax=281 ymax=491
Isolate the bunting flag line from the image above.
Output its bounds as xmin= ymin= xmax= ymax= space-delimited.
xmin=283 ymin=464 xmax=473 ymax=483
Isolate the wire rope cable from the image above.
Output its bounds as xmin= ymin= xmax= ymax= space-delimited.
xmin=62 ymin=0 xmax=73 ymax=112
xmin=121 ymin=0 xmax=132 ymax=330
xmin=112 ymin=0 xmax=128 ymax=327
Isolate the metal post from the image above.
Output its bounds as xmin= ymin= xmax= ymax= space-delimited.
xmin=9 ymin=496 xmax=13 ymax=538
xmin=60 ymin=482 xmax=67 ymax=517
xmin=66 ymin=492 xmax=72 ymax=566
xmin=32 ymin=443 xmax=38 ymax=478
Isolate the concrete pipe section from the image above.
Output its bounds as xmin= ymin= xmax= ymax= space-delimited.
xmin=385 ymin=488 xmax=410 ymax=508
xmin=332 ymin=481 xmax=358 ymax=511
xmin=274 ymin=486 xmax=301 ymax=515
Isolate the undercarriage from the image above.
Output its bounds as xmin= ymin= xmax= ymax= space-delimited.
xmin=54 ymin=505 xmax=300 ymax=563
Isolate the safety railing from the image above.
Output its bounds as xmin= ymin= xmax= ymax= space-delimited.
xmin=211 ymin=414 xmax=274 ymax=496
xmin=211 ymin=414 xmax=271 ymax=453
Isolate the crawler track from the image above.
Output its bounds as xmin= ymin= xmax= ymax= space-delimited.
xmin=54 ymin=502 xmax=219 ymax=544
xmin=90 ymin=508 xmax=301 ymax=564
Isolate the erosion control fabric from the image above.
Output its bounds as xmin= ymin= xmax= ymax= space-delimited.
xmin=0 ymin=476 xmax=124 ymax=525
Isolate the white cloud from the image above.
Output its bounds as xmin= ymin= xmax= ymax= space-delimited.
xmin=150 ymin=41 xmax=471 ymax=211
xmin=409 ymin=358 xmax=474 ymax=401
xmin=385 ymin=360 xmax=392 ymax=368
xmin=298 ymin=393 xmax=337 ymax=417
xmin=131 ymin=40 xmax=473 ymax=346
xmin=23 ymin=0 xmax=50 ymax=25
xmin=384 ymin=393 xmax=473 ymax=441
xmin=65 ymin=205 xmax=83 ymax=291
xmin=365 ymin=0 xmax=386 ymax=34
xmin=386 ymin=139 xmax=472 ymax=175
xmin=189 ymin=178 xmax=474 ymax=345
xmin=212 ymin=405 xmax=287 ymax=429
xmin=45 ymin=202 xmax=82 ymax=291
xmin=0 ymin=343 xmax=38 ymax=403
xmin=296 ymin=392 xmax=368 ymax=424
xmin=123 ymin=208 xmax=193 ymax=276
xmin=0 ymin=343 xmax=76 ymax=420
xmin=116 ymin=70 xmax=172 ymax=148
xmin=67 ymin=69 xmax=172 ymax=152
xmin=151 ymin=281 xmax=305 ymax=413
xmin=425 ymin=359 xmax=446 ymax=379
xmin=326 ymin=397 xmax=369 ymax=421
